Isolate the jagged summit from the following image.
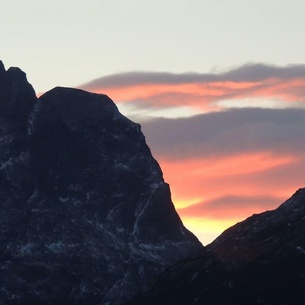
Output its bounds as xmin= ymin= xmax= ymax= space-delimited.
xmin=0 ymin=60 xmax=5 ymax=74
xmin=0 ymin=61 xmax=36 ymax=121
xmin=0 ymin=62 xmax=202 ymax=305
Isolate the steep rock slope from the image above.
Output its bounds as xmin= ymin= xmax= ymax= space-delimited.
xmin=0 ymin=61 xmax=201 ymax=305
xmin=128 ymin=188 xmax=305 ymax=305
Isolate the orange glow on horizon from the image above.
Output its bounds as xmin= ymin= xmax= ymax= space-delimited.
xmin=160 ymin=152 xmax=295 ymax=179
xmin=161 ymin=152 xmax=303 ymax=243
xmin=182 ymin=217 xmax=240 ymax=245
xmin=173 ymin=198 xmax=205 ymax=209
xmin=159 ymin=152 xmax=297 ymax=207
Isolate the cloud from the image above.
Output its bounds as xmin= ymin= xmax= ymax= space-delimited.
xmin=81 ymin=63 xmax=305 ymax=88
xmin=178 ymin=194 xmax=283 ymax=219
xmin=218 ymin=64 xmax=305 ymax=82
xmin=139 ymin=108 xmax=305 ymax=226
xmin=160 ymin=151 xmax=305 ymax=244
xmin=78 ymin=64 xmax=305 ymax=112
xmin=141 ymin=107 xmax=305 ymax=160
xmin=158 ymin=153 xmax=303 ymax=209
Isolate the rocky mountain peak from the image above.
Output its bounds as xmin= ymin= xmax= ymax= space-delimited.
xmin=38 ymin=87 xmax=120 ymax=123
xmin=0 ymin=62 xmax=36 ymax=121
xmin=0 ymin=60 xmax=5 ymax=75
xmin=281 ymin=187 xmax=305 ymax=209
xmin=0 ymin=62 xmax=201 ymax=305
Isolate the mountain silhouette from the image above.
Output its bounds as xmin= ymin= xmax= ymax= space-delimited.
xmin=0 ymin=61 xmax=201 ymax=305
xmin=128 ymin=188 xmax=305 ymax=305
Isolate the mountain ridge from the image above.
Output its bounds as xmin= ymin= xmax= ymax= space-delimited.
xmin=0 ymin=61 xmax=202 ymax=305
xmin=3 ymin=60 xmax=304 ymax=305
xmin=128 ymin=188 xmax=305 ymax=305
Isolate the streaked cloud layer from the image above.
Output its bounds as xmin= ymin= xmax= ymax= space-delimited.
xmin=141 ymin=108 xmax=305 ymax=159
xmin=80 ymin=64 xmax=305 ymax=244
xmin=80 ymin=64 xmax=305 ymax=114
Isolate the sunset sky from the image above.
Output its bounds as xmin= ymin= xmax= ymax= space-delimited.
xmin=2 ymin=0 xmax=305 ymax=244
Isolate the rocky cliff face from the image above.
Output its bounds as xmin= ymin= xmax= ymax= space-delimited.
xmin=0 ymin=61 xmax=201 ymax=305
xmin=128 ymin=189 xmax=305 ymax=305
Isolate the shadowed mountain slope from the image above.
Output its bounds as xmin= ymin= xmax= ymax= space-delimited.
xmin=128 ymin=188 xmax=305 ymax=305
xmin=0 ymin=61 xmax=201 ymax=305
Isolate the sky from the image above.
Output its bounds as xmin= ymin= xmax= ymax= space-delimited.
xmin=2 ymin=0 xmax=305 ymax=244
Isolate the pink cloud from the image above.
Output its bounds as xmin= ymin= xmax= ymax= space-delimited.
xmin=79 ymin=64 xmax=305 ymax=111
xmin=158 ymin=153 xmax=301 ymax=209
xmin=178 ymin=194 xmax=283 ymax=219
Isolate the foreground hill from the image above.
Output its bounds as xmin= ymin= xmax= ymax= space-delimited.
xmin=0 ymin=61 xmax=201 ymax=305
xmin=128 ymin=188 xmax=305 ymax=305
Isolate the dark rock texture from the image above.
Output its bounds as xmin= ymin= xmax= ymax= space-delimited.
xmin=128 ymin=188 xmax=305 ymax=305
xmin=0 ymin=61 xmax=36 ymax=121
xmin=0 ymin=61 xmax=201 ymax=305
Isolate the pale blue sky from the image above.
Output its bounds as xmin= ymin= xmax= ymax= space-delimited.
xmin=1 ymin=0 xmax=305 ymax=93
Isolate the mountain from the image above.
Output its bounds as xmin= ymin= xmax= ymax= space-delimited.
xmin=128 ymin=188 xmax=305 ymax=305
xmin=0 ymin=61 xmax=202 ymax=305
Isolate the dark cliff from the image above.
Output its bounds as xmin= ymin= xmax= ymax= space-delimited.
xmin=0 ymin=61 xmax=202 ymax=305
